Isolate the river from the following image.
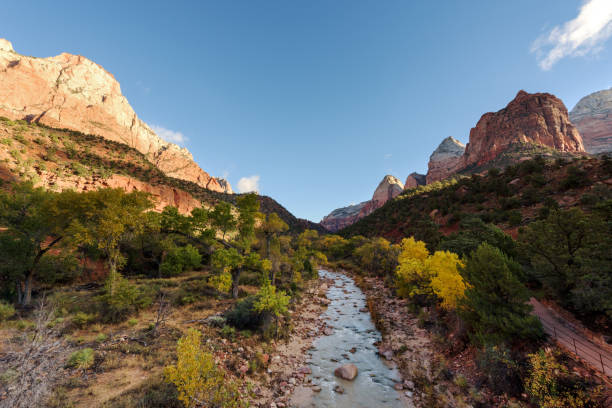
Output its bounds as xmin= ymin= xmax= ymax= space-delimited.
xmin=291 ymin=270 xmax=409 ymax=407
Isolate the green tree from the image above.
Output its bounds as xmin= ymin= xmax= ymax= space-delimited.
xmin=259 ymin=212 xmax=288 ymax=259
xmin=160 ymin=244 xmax=202 ymax=277
xmin=519 ymin=208 xmax=611 ymax=319
xmin=253 ymin=279 xmax=290 ymax=337
xmin=459 ymin=243 xmax=543 ymax=346
xmin=439 ymin=216 xmax=517 ymax=258
xmin=68 ymin=188 xmax=152 ymax=296
xmin=209 ymin=202 xmax=236 ymax=241
xmin=354 ymin=237 xmax=399 ymax=276
xmin=0 ymin=183 xmax=82 ymax=304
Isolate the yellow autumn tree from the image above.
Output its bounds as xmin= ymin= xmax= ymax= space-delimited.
xmin=395 ymin=237 xmax=433 ymax=299
xmin=427 ymin=250 xmax=466 ymax=309
xmin=164 ymin=328 xmax=244 ymax=408
xmin=395 ymin=237 xmax=467 ymax=309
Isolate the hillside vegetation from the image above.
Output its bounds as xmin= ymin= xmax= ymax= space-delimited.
xmin=342 ymin=154 xmax=612 ymax=243
xmin=0 ymin=117 xmax=321 ymax=232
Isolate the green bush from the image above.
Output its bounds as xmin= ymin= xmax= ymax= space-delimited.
xmin=160 ymin=245 xmax=202 ymax=277
xmin=224 ymin=295 xmax=264 ymax=330
xmin=561 ymin=166 xmax=590 ymax=190
xmin=98 ymin=274 xmax=152 ymax=323
xmin=71 ymin=312 xmax=95 ymax=328
xmin=66 ymin=348 xmax=95 ymax=369
xmin=0 ymin=301 xmax=15 ymax=321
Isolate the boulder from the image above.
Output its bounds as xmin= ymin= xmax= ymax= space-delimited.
xmin=334 ymin=364 xmax=358 ymax=380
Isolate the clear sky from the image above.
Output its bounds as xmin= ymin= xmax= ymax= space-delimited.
xmin=4 ymin=1 xmax=612 ymax=221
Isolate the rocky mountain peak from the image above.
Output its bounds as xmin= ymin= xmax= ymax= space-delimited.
xmin=372 ymin=175 xmax=404 ymax=204
xmin=426 ymin=137 xmax=466 ymax=183
xmin=462 ymin=90 xmax=584 ymax=167
xmin=570 ymin=87 xmax=612 ymax=154
xmin=0 ymin=39 xmax=13 ymax=52
xmin=0 ymin=39 xmax=231 ymax=193
xmin=430 ymin=137 xmax=465 ymax=161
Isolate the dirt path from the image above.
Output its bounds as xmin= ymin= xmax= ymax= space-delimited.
xmin=530 ymin=298 xmax=612 ymax=378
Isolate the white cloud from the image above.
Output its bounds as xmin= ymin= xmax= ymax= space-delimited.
xmin=532 ymin=0 xmax=612 ymax=70
xmin=237 ymin=175 xmax=260 ymax=193
xmin=150 ymin=125 xmax=187 ymax=145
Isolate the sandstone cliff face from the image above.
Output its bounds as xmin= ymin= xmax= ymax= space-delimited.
xmin=570 ymin=88 xmax=612 ymax=154
xmin=404 ymin=172 xmax=426 ymax=189
xmin=321 ymin=175 xmax=404 ymax=232
xmin=426 ymin=137 xmax=465 ymax=183
xmin=462 ymin=90 xmax=584 ymax=168
xmin=0 ymin=38 xmax=231 ymax=193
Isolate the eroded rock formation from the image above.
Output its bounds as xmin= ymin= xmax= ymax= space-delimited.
xmin=0 ymin=38 xmax=231 ymax=193
xmin=570 ymin=88 xmax=612 ymax=154
xmin=426 ymin=137 xmax=465 ymax=184
xmin=404 ymin=172 xmax=426 ymax=189
xmin=462 ymin=90 xmax=584 ymax=168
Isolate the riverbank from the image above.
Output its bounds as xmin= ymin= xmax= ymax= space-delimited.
xmin=247 ymin=274 xmax=334 ymax=407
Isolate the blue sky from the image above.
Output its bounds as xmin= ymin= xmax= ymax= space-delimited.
xmin=4 ymin=1 xmax=612 ymax=221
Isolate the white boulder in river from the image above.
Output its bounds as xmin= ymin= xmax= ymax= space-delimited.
xmin=334 ymin=364 xmax=358 ymax=380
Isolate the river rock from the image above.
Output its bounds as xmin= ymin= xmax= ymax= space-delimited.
xmin=334 ymin=364 xmax=358 ymax=380
xmin=334 ymin=384 xmax=345 ymax=394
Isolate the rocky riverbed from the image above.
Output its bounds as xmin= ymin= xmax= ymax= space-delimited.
xmin=290 ymin=270 xmax=412 ymax=408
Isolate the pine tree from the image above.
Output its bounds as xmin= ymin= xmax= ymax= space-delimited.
xmin=459 ymin=243 xmax=543 ymax=346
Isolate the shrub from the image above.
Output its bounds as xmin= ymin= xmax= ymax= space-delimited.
xmin=0 ymin=301 xmax=15 ymax=321
xmin=508 ymin=210 xmax=522 ymax=227
xmin=160 ymin=245 xmax=202 ymax=277
xmin=561 ymin=166 xmax=590 ymax=190
xmin=164 ymin=328 xmax=244 ymax=408
xmin=95 ymin=333 xmax=108 ymax=343
xmin=525 ymin=349 xmax=599 ymax=408
xmin=224 ymin=296 xmax=264 ymax=330
xmin=98 ymin=273 xmax=152 ymax=323
xmin=476 ymin=345 xmax=523 ymax=396
xmin=71 ymin=312 xmax=95 ymax=328
xmin=66 ymin=348 xmax=95 ymax=369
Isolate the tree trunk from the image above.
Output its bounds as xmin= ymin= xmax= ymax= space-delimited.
xmin=22 ymin=272 xmax=33 ymax=305
xmin=107 ymin=257 xmax=118 ymax=296
xmin=16 ymin=282 xmax=23 ymax=305
xmin=231 ymin=269 xmax=241 ymax=299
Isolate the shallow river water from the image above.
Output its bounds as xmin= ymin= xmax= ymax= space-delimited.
xmin=292 ymin=270 xmax=406 ymax=407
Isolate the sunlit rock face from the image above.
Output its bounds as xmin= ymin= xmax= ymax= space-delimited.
xmin=570 ymin=88 xmax=612 ymax=154
xmin=0 ymin=38 xmax=231 ymax=193
xmin=462 ymin=90 xmax=584 ymax=167
xmin=426 ymin=137 xmax=465 ymax=184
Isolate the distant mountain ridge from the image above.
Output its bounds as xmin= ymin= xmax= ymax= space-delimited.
xmin=322 ymin=90 xmax=587 ymax=231
xmin=321 ymin=175 xmax=404 ymax=232
xmin=0 ymin=38 xmax=231 ymax=193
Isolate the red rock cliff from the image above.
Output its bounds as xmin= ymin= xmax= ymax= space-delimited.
xmin=0 ymin=38 xmax=231 ymax=193
xmin=462 ymin=90 xmax=584 ymax=168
